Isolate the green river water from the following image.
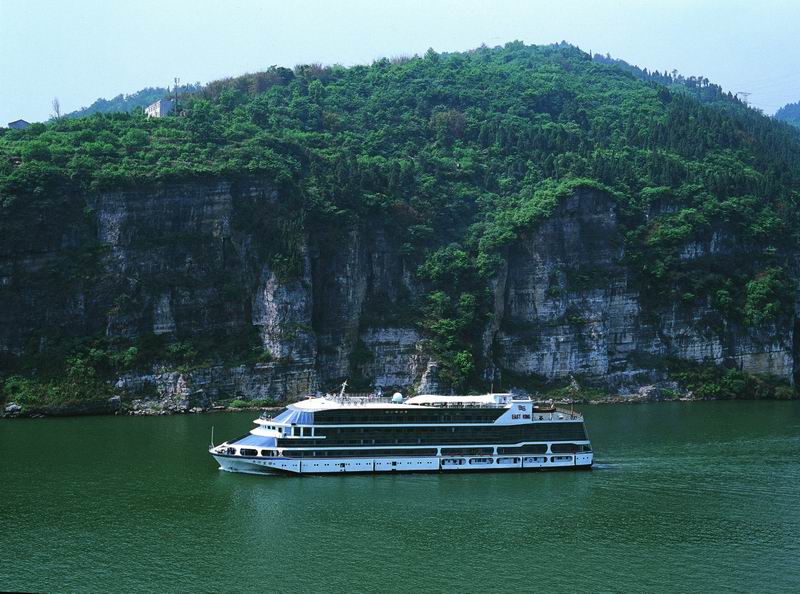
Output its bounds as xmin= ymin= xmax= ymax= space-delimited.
xmin=1 ymin=401 xmax=799 ymax=592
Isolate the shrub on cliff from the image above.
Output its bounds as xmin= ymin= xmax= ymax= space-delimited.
xmin=670 ymin=361 xmax=792 ymax=400
xmin=2 ymin=355 xmax=113 ymax=409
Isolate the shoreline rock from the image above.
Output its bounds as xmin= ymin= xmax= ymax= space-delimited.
xmin=0 ymin=390 xmax=286 ymax=419
xmin=2 ymin=396 xmax=121 ymax=418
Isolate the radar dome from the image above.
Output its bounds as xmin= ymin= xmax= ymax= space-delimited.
xmin=391 ymin=392 xmax=404 ymax=403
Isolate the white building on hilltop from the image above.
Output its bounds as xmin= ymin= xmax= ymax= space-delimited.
xmin=144 ymin=99 xmax=174 ymax=118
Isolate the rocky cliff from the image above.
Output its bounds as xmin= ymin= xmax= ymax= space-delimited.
xmin=492 ymin=188 xmax=794 ymax=389
xmin=0 ymin=179 xmax=795 ymax=406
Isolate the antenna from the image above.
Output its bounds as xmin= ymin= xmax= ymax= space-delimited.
xmin=339 ymin=379 xmax=348 ymax=398
xmin=174 ymin=77 xmax=180 ymax=109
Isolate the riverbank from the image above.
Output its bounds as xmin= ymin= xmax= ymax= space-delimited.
xmin=2 ymin=381 xmax=794 ymax=419
xmin=1 ymin=397 xmax=285 ymax=419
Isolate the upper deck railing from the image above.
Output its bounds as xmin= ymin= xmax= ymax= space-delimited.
xmin=301 ymin=390 xmax=583 ymax=418
xmin=536 ymin=406 xmax=583 ymax=421
xmin=258 ymin=395 xmax=582 ymax=423
xmin=322 ymin=393 xmax=517 ymax=409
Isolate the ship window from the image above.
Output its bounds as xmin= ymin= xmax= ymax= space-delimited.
xmin=498 ymin=444 xmax=547 ymax=454
xmin=240 ymin=448 xmax=258 ymax=457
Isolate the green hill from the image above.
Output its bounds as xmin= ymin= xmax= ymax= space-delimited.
xmin=775 ymin=101 xmax=800 ymax=129
xmin=2 ymin=41 xmax=800 ymax=400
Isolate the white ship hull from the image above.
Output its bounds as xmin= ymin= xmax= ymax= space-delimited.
xmin=213 ymin=451 xmax=593 ymax=476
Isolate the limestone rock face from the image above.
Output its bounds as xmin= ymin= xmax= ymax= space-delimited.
xmin=357 ymin=327 xmax=425 ymax=389
xmin=252 ymin=252 xmax=317 ymax=366
xmin=417 ymin=360 xmax=442 ymax=395
xmin=0 ymin=179 xmax=796 ymax=404
xmin=152 ymin=293 xmax=176 ymax=335
xmin=495 ymin=188 xmax=626 ymax=380
xmin=0 ymin=178 xmax=419 ymax=401
xmin=489 ymin=188 xmax=796 ymax=389
xmin=312 ymin=230 xmax=369 ymax=381
xmin=116 ymin=363 xmax=317 ymax=410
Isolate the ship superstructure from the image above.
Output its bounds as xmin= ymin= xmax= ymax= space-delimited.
xmin=209 ymin=388 xmax=592 ymax=475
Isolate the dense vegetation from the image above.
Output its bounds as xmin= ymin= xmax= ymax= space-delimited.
xmin=775 ymin=101 xmax=800 ymax=129
xmin=2 ymin=41 xmax=800 ymax=402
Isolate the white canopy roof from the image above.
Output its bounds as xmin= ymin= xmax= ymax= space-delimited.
xmin=281 ymin=392 xmax=519 ymax=413
xmin=289 ymin=396 xmax=421 ymax=412
xmin=404 ymin=393 xmax=513 ymax=406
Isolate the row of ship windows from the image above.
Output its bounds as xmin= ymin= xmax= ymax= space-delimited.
xmin=300 ymin=457 xmax=575 ymax=468
xmin=234 ymin=444 xmax=590 ymax=458
xmin=312 ymin=425 xmax=582 ymax=436
xmin=285 ymin=449 xmax=438 ymax=458
xmin=282 ymin=432 xmax=588 ymax=446
xmin=305 ymin=461 xmax=436 ymax=468
xmin=257 ymin=426 xmax=312 ymax=437
xmin=278 ymin=425 xmax=585 ymax=439
xmin=442 ymin=456 xmax=575 ymax=465
xmin=235 ymin=448 xmax=440 ymax=458
xmin=315 ymin=423 xmax=551 ymax=435
xmin=315 ymin=413 xmax=501 ymax=424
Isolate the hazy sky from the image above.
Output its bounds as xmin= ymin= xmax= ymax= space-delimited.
xmin=2 ymin=0 xmax=799 ymax=124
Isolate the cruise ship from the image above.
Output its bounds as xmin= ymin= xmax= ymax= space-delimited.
xmin=209 ymin=386 xmax=592 ymax=475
